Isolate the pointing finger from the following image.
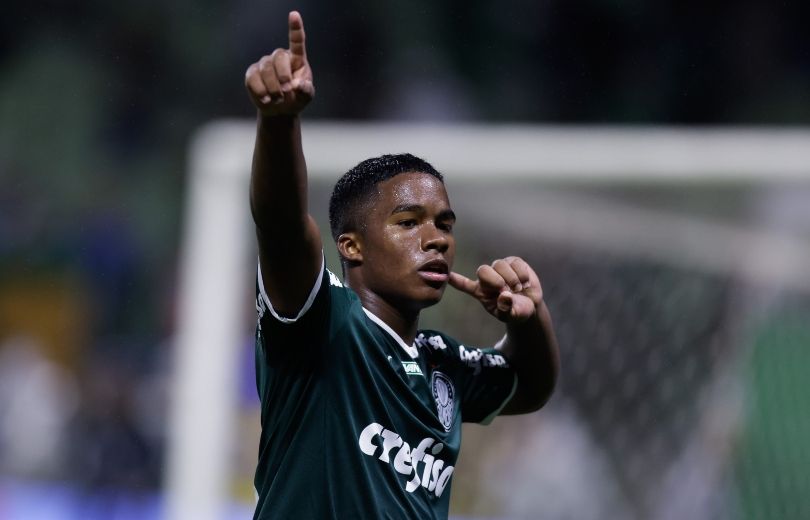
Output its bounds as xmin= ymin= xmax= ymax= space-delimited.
xmin=448 ymin=272 xmax=478 ymax=295
xmin=288 ymin=11 xmax=307 ymax=69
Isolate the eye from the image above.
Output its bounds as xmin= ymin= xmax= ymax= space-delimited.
xmin=437 ymin=221 xmax=454 ymax=233
xmin=398 ymin=219 xmax=417 ymax=228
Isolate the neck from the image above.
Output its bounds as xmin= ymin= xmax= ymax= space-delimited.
xmin=351 ymin=285 xmax=420 ymax=344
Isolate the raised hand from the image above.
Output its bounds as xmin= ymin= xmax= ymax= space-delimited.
xmin=245 ymin=11 xmax=315 ymax=117
xmin=449 ymin=257 xmax=543 ymax=323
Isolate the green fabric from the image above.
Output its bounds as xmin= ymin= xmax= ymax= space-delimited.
xmin=252 ymin=266 xmax=516 ymax=519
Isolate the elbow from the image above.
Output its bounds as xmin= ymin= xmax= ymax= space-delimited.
xmin=527 ymin=377 xmax=557 ymax=413
xmin=516 ymin=362 xmax=558 ymax=414
xmin=501 ymin=380 xmax=554 ymax=416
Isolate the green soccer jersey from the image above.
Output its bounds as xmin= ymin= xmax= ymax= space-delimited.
xmin=253 ymin=260 xmax=517 ymax=519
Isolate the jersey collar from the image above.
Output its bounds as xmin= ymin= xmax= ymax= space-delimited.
xmin=362 ymin=308 xmax=419 ymax=359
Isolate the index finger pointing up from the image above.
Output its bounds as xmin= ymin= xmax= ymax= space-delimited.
xmin=288 ymin=11 xmax=307 ymax=69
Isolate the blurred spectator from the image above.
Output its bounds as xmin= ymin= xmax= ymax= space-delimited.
xmin=67 ymin=354 xmax=161 ymax=493
xmin=0 ymin=335 xmax=79 ymax=479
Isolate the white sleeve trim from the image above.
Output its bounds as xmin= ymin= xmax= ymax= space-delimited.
xmin=257 ymin=254 xmax=324 ymax=324
xmin=479 ymin=372 xmax=518 ymax=425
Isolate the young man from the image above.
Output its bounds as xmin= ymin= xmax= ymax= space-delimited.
xmin=245 ymin=11 xmax=559 ymax=519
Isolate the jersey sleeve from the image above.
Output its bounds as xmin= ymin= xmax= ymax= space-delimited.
xmin=256 ymin=255 xmax=325 ymax=326
xmin=455 ymin=345 xmax=518 ymax=424
xmin=255 ymin=256 xmax=348 ymax=362
xmin=418 ymin=332 xmax=518 ymax=425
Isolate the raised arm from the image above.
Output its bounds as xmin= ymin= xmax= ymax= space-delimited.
xmin=449 ymin=257 xmax=560 ymax=414
xmin=245 ymin=11 xmax=321 ymax=317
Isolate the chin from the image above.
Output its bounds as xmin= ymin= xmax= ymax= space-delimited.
xmin=416 ymin=286 xmax=445 ymax=308
xmin=386 ymin=282 xmax=446 ymax=313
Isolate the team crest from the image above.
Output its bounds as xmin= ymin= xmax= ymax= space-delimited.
xmin=431 ymin=372 xmax=455 ymax=432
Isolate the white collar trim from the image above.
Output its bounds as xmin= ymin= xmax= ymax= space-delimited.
xmin=362 ymin=308 xmax=419 ymax=359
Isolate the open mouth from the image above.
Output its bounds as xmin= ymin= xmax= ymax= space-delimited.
xmin=418 ymin=259 xmax=449 ymax=283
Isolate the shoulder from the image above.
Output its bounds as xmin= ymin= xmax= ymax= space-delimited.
xmin=323 ymin=268 xmax=364 ymax=318
xmin=416 ymin=329 xmax=510 ymax=375
xmin=325 ymin=268 xmax=344 ymax=290
xmin=255 ymin=263 xmax=359 ymax=339
xmin=415 ymin=330 xmax=460 ymax=364
xmin=415 ymin=329 xmax=457 ymax=351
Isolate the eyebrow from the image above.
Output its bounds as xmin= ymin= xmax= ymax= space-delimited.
xmin=390 ymin=204 xmax=456 ymax=221
xmin=437 ymin=209 xmax=457 ymax=222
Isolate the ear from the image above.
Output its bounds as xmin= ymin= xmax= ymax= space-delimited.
xmin=337 ymin=232 xmax=363 ymax=264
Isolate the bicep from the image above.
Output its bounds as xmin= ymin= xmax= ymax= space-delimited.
xmin=456 ymin=346 xmax=517 ymax=424
xmin=257 ymin=214 xmax=323 ymax=319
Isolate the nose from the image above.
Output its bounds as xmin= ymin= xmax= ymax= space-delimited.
xmin=422 ymin=223 xmax=449 ymax=253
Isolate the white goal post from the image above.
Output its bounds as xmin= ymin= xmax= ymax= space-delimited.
xmin=167 ymin=122 xmax=810 ymax=520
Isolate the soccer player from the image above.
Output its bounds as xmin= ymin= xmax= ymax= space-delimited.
xmin=245 ymin=11 xmax=560 ymax=519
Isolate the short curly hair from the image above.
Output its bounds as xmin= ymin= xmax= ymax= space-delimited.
xmin=328 ymin=153 xmax=443 ymax=241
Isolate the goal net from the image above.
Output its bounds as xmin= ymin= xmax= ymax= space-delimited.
xmin=169 ymin=122 xmax=810 ymax=520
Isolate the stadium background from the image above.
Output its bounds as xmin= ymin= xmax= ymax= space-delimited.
xmin=1 ymin=1 xmax=809 ymax=519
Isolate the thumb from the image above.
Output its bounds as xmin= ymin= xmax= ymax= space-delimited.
xmin=295 ymin=78 xmax=315 ymax=99
xmin=496 ymin=291 xmax=513 ymax=313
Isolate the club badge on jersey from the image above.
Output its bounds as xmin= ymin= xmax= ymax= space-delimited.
xmin=431 ymin=372 xmax=455 ymax=432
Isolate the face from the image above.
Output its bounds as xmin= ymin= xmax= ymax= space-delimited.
xmin=345 ymin=172 xmax=456 ymax=312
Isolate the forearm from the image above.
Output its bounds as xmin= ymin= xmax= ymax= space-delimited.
xmin=249 ymin=114 xmax=310 ymax=236
xmin=496 ymin=300 xmax=560 ymax=414
xmin=249 ymin=115 xmax=322 ymax=316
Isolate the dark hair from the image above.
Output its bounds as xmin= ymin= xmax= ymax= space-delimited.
xmin=328 ymin=153 xmax=443 ymax=241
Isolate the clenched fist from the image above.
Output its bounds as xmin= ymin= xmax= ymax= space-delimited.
xmin=245 ymin=11 xmax=315 ymax=117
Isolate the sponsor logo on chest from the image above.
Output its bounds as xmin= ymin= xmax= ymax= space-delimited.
xmin=358 ymin=422 xmax=454 ymax=498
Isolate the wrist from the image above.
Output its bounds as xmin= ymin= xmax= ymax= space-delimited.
xmin=258 ymin=112 xmax=298 ymax=126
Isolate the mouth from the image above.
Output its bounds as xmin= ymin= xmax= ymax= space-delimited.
xmin=417 ymin=259 xmax=449 ymax=284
